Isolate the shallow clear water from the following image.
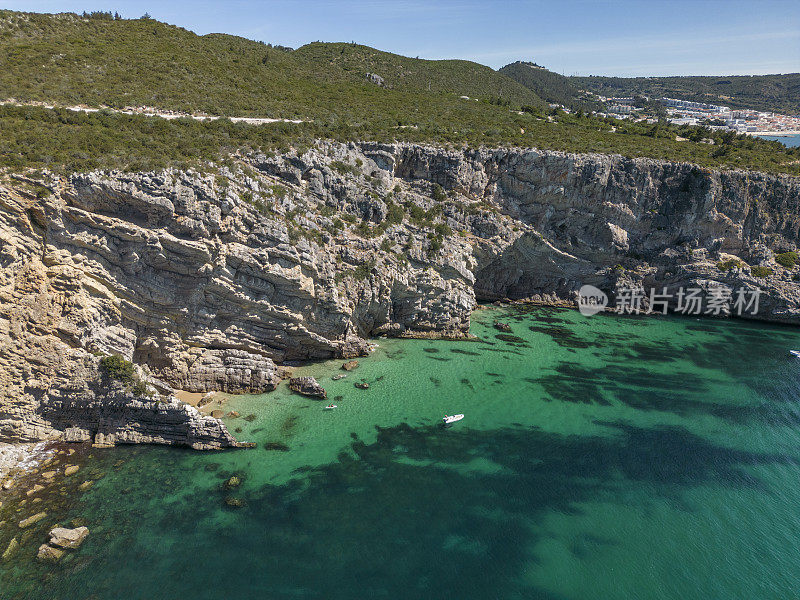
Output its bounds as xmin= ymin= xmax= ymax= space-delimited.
xmin=3 ymin=306 xmax=800 ymax=599
xmin=756 ymin=133 xmax=800 ymax=148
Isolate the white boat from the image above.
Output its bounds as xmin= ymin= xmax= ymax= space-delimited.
xmin=442 ymin=414 xmax=464 ymax=425
xmin=790 ymin=350 xmax=800 ymax=358
xmin=324 ymin=404 xmax=338 ymax=410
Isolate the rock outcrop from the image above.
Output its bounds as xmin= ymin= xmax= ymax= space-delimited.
xmin=48 ymin=526 xmax=89 ymax=549
xmin=288 ymin=377 xmax=326 ymax=399
xmin=37 ymin=543 xmax=63 ymax=561
xmin=1 ymin=140 xmax=799 ymax=445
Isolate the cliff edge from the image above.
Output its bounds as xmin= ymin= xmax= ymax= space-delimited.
xmin=2 ymin=141 xmax=798 ymax=445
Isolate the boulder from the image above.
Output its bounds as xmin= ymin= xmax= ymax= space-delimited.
xmin=2 ymin=537 xmax=18 ymax=561
xmin=18 ymin=512 xmax=47 ymax=528
xmin=64 ymin=465 xmax=80 ymax=476
xmin=365 ymin=72 xmax=385 ymax=87
xmin=37 ymin=544 xmax=64 ymax=562
xmin=341 ymin=360 xmax=359 ymax=371
xmin=26 ymin=484 xmax=45 ymax=496
xmin=288 ymin=377 xmax=327 ymax=398
xmin=48 ymin=526 xmax=89 ymax=549
xmin=355 ymin=382 xmax=370 ymax=390
xmin=494 ymin=321 xmax=512 ymax=332
xmin=224 ymin=476 xmax=241 ymax=489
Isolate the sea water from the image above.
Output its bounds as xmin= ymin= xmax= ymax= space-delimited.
xmin=2 ymin=306 xmax=800 ymax=599
xmin=756 ymin=133 xmax=800 ymax=148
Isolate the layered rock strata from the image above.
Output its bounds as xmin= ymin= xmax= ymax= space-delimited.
xmin=1 ymin=141 xmax=799 ymax=445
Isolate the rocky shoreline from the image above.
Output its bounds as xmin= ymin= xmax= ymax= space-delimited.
xmin=1 ymin=140 xmax=799 ymax=449
xmin=0 ymin=442 xmax=52 ymax=486
xmin=0 ymin=439 xmax=126 ymax=570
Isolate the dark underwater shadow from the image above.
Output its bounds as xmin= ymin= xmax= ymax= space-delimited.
xmin=4 ymin=418 xmax=792 ymax=600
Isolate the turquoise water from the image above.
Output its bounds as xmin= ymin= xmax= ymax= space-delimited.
xmin=3 ymin=306 xmax=800 ymax=599
xmin=756 ymin=133 xmax=800 ymax=147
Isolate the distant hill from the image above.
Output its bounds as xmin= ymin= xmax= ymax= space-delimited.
xmin=0 ymin=10 xmax=543 ymax=120
xmin=0 ymin=10 xmax=797 ymax=176
xmin=498 ymin=61 xmax=600 ymax=110
xmin=295 ymin=43 xmax=543 ymax=107
xmin=571 ymin=74 xmax=800 ymax=114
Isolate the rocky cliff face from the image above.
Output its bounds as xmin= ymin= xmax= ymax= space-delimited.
xmin=1 ymin=141 xmax=798 ymax=446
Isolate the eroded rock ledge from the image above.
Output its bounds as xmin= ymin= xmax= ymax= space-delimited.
xmin=1 ymin=141 xmax=799 ymax=446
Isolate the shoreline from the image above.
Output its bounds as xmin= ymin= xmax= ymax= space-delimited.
xmin=748 ymin=131 xmax=800 ymax=137
xmin=0 ymin=299 xmax=798 ymax=478
xmin=0 ymin=442 xmax=56 ymax=490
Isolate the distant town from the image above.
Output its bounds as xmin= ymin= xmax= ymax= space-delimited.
xmin=597 ymin=96 xmax=800 ymax=136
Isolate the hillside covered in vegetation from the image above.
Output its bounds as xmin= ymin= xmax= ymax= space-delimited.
xmin=0 ymin=10 xmax=798 ymax=176
xmin=572 ymin=73 xmax=800 ymax=114
xmin=498 ymin=61 xmax=599 ymax=110
xmin=0 ymin=10 xmax=543 ymax=119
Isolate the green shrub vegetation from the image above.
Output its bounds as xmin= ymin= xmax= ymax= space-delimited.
xmin=499 ymin=61 xmax=601 ymax=111
xmin=99 ymin=354 xmax=135 ymax=384
xmin=97 ymin=353 xmax=151 ymax=396
xmin=431 ymin=183 xmax=447 ymax=202
xmin=750 ymin=266 xmax=773 ymax=278
xmin=385 ymin=202 xmax=405 ymax=225
xmin=267 ymin=185 xmax=286 ymax=199
xmin=330 ymin=160 xmax=361 ymax=177
xmin=353 ymin=259 xmax=376 ymax=280
xmin=774 ymin=251 xmax=798 ymax=269
xmin=0 ymin=11 xmax=797 ymax=176
xmin=717 ymin=258 xmax=744 ymax=271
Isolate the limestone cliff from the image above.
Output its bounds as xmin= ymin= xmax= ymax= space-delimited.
xmin=1 ymin=141 xmax=798 ymax=446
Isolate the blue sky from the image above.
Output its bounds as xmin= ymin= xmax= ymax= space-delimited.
xmin=5 ymin=0 xmax=800 ymax=76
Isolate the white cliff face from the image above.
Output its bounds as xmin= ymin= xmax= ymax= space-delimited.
xmin=1 ymin=141 xmax=799 ymax=446
xmin=388 ymin=144 xmax=800 ymax=320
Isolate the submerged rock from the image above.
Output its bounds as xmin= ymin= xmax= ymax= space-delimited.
xmin=26 ymin=484 xmax=45 ymax=496
xmin=289 ymin=377 xmax=327 ymax=398
xmin=37 ymin=544 xmax=64 ymax=562
xmin=48 ymin=526 xmax=89 ymax=549
xmin=355 ymin=382 xmax=370 ymax=390
xmin=2 ymin=537 xmax=18 ymax=561
xmin=18 ymin=512 xmax=47 ymax=529
xmin=341 ymin=360 xmax=359 ymax=371
xmin=224 ymin=496 xmax=245 ymax=508
xmin=64 ymin=465 xmax=79 ymax=476
xmin=224 ymin=476 xmax=241 ymax=489
xmin=494 ymin=322 xmax=513 ymax=332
